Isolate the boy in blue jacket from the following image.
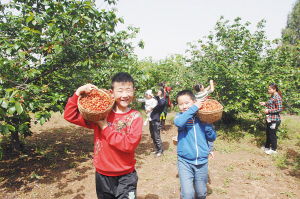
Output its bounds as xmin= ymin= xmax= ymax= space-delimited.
xmin=174 ymin=90 xmax=217 ymax=199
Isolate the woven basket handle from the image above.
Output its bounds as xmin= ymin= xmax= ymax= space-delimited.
xmin=97 ymin=88 xmax=110 ymax=97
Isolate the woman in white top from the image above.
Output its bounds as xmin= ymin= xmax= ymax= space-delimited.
xmin=194 ymin=80 xmax=215 ymax=102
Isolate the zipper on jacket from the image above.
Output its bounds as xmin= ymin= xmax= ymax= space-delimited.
xmin=192 ymin=117 xmax=199 ymax=164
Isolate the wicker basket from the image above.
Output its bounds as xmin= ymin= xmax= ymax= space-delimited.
xmin=78 ymin=89 xmax=115 ymax=122
xmin=197 ymin=99 xmax=223 ymax=124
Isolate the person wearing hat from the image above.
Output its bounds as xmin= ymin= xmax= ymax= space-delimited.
xmin=137 ymin=90 xmax=158 ymax=126
xmin=149 ymin=88 xmax=167 ymax=157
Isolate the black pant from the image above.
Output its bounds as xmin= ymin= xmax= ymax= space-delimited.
xmin=95 ymin=170 xmax=138 ymax=199
xmin=149 ymin=120 xmax=163 ymax=153
xmin=265 ymin=121 xmax=281 ymax=151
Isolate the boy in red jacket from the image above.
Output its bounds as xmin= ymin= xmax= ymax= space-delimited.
xmin=64 ymin=72 xmax=143 ymax=199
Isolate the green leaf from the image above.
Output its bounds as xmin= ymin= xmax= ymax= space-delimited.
xmin=1 ymin=126 xmax=9 ymax=134
xmin=119 ymin=17 xmax=124 ymax=23
xmin=39 ymin=117 xmax=46 ymax=125
xmin=10 ymin=90 xmax=18 ymax=98
xmin=53 ymin=44 xmax=62 ymax=53
xmin=22 ymin=27 xmax=42 ymax=34
xmin=15 ymin=102 xmax=23 ymax=114
xmin=1 ymin=100 xmax=9 ymax=109
xmin=7 ymin=124 xmax=15 ymax=132
xmin=18 ymin=51 xmax=26 ymax=59
xmin=108 ymin=46 xmax=115 ymax=52
xmin=26 ymin=14 xmax=34 ymax=24
xmin=6 ymin=48 xmax=12 ymax=55
xmin=8 ymin=106 xmax=16 ymax=114
xmin=29 ymin=103 xmax=34 ymax=110
xmin=95 ymin=31 xmax=102 ymax=37
xmin=13 ymin=44 xmax=20 ymax=50
xmin=83 ymin=16 xmax=91 ymax=22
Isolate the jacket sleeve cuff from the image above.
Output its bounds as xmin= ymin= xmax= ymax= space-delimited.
xmin=189 ymin=105 xmax=199 ymax=113
xmin=70 ymin=93 xmax=79 ymax=103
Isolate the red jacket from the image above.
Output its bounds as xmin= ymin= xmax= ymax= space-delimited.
xmin=64 ymin=93 xmax=143 ymax=176
xmin=164 ymin=86 xmax=172 ymax=107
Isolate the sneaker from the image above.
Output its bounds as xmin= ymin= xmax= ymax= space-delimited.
xmin=156 ymin=152 xmax=163 ymax=157
xmin=261 ymin=146 xmax=269 ymax=151
xmin=151 ymin=151 xmax=158 ymax=154
xmin=265 ymin=149 xmax=278 ymax=155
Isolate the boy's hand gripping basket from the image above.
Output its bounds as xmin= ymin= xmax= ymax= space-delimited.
xmin=172 ymin=136 xmax=178 ymax=146
xmin=197 ymin=99 xmax=223 ymax=123
xmin=78 ymin=89 xmax=115 ymax=122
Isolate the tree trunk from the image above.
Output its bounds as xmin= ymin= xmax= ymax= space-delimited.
xmin=10 ymin=131 xmax=22 ymax=152
xmin=222 ymin=111 xmax=237 ymax=124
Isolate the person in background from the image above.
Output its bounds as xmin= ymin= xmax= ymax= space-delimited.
xmin=194 ymin=80 xmax=215 ymax=188
xmin=174 ymin=90 xmax=217 ymax=199
xmin=158 ymin=82 xmax=173 ymax=130
xmin=137 ymin=90 xmax=158 ymax=126
xmin=259 ymin=83 xmax=283 ymax=155
xmin=149 ymin=88 xmax=167 ymax=157
xmin=194 ymin=79 xmax=215 ymax=172
xmin=64 ymin=72 xmax=143 ymax=199
xmin=194 ymin=80 xmax=215 ymax=102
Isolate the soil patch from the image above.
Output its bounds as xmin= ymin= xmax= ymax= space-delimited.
xmin=1 ymin=112 xmax=299 ymax=199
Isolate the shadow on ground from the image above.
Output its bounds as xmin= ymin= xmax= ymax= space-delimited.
xmin=0 ymin=124 xmax=158 ymax=196
xmin=284 ymin=146 xmax=300 ymax=178
xmin=0 ymin=126 xmax=94 ymax=195
xmin=138 ymin=194 xmax=160 ymax=199
xmin=216 ymin=115 xmax=300 ymax=179
xmin=162 ymin=124 xmax=173 ymax=131
xmin=216 ymin=117 xmax=265 ymax=145
xmin=135 ymin=133 xmax=170 ymax=157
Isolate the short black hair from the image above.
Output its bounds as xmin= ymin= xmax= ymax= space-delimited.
xmin=176 ymin=89 xmax=196 ymax=102
xmin=194 ymin=84 xmax=203 ymax=92
xmin=111 ymin=72 xmax=135 ymax=89
xmin=158 ymin=82 xmax=165 ymax=88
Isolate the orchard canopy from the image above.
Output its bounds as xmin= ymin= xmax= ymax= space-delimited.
xmin=0 ymin=0 xmax=299 ymax=154
xmin=0 ymin=0 xmax=141 ymax=152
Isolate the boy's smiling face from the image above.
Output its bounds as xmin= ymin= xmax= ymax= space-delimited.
xmin=111 ymin=82 xmax=135 ymax=111
xmin=177 ymin=94 xmax=195 ymax=112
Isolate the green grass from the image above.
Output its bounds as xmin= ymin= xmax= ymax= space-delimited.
xmin=214 ymin=139 xmax=240 ymax=154
xmin=213 ymin=113 xmax=300 ymax=172
xmin=68 ymin=162 xmax=78 ymax=168
xmin=282 ymin=115 xmax=300 ymax=134
xmin=280 ymin=191 xmax=297 ymax=198
xmin=245 ymin=172 xmax=263 ymax=180
xmin=276 ymin=115 xmax=300 ymax=173
xmin=273 ymin=153 xmax=289 ymax=169
xmin=214 ymin=187 xmax=228 ymax=195
xmin=223 ymin=177 xmax=232 ymax=187
xmin=30 ymin=171 xmax=42 ymax=180
xmin=225 ymin=164 xmax=235 ymax=172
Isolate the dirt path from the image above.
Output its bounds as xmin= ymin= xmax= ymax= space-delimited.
xmin=1 ymin=112 xmax=299 ymax=199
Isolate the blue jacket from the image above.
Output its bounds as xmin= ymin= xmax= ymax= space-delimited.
xmin=174 ymin=105 xmax=217 ymax=165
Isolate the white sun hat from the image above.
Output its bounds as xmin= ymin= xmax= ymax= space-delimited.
xmin=145 ymin=89 xmax=154 ymax=97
